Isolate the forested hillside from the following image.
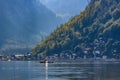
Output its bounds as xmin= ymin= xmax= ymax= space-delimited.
xmin=32 ymin=0 xmax=120 ymax=59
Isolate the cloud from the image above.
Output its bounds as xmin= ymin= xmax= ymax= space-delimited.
xmin=56 ymin=13 xmax=70 ymax=19
xmin=38 ymin=0 xmax=57 ymax=4
xmin=39 ymin=0 xmax=57 ymax=3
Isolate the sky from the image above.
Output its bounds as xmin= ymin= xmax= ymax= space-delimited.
xmin=39 ymin=0 xmax=88 ymax=21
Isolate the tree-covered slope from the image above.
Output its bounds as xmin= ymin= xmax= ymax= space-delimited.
xmin=32 ymin=0 xmax=120 ymax=58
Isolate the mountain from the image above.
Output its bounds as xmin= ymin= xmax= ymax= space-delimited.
xmin=32 ymin=0 xmax=120 ymax=59
xmin=0 ymin=0 xmax=63 ymax=54
xmin=40 ymin=0 xmax=88 ymax=21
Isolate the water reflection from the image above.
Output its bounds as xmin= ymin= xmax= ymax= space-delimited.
xmin=45 ymin=62 xmax=48 ymax=80
xmin=0 ymin=61 xmax=120 ymax=80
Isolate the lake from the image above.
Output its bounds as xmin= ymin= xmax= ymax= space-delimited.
xmin=0 ymin=60 xmax=120 ymax=80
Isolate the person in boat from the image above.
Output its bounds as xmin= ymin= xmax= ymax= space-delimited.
xmin=45 ymin=59 xmax=48 ymax=63
xmin=40 ymin=58 xmax=54 ymax=63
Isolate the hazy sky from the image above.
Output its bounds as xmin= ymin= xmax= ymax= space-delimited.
xmin=39 ymin=0 xmax=88 ymax=20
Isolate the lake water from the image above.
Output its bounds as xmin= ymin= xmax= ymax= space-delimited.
xmin=0 ymin=60 xmax=120 ymax=80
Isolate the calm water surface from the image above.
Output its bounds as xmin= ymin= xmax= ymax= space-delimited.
xmin=0 ymin=60 xmax=120 ymax=80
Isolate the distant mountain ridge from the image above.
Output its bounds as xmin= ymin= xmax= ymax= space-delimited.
xmin=0 ymin=0 xmax=63 ymax=54
xmin=32 ymin=0 xmax=120 ymax=58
